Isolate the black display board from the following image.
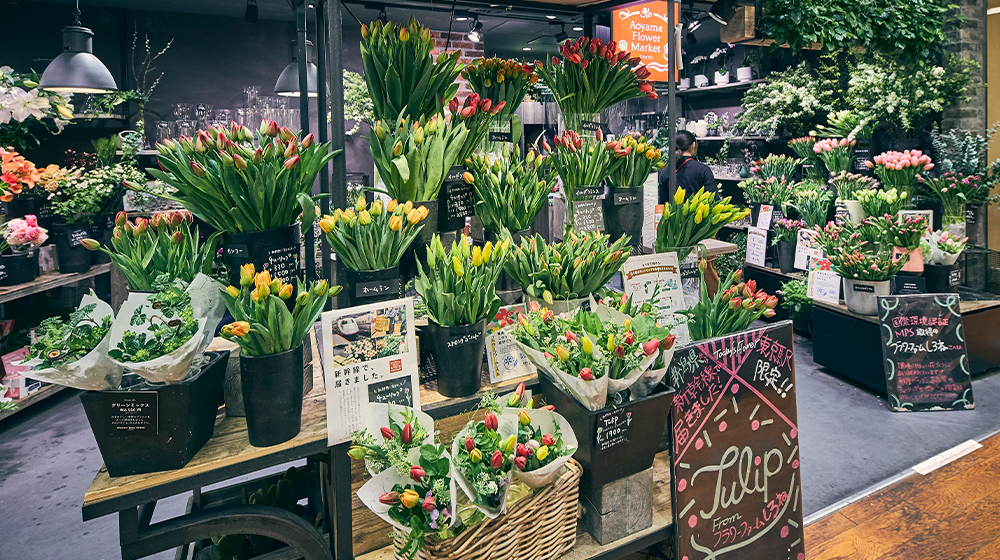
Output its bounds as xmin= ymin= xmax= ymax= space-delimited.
xmin=441 ymin=166 xmax=474 ymax=229
xmin=876 ymin=294 xmax=974 ymax=412
xmin=668 ymin=322 xmax=804 ymax=560
xmin=573 ymin=199 xmax=605 ymax=233
xmin=367 ymin=375 xmax=414 ymax=407
xmin=264 ymin=244 xmax=299 ymax=283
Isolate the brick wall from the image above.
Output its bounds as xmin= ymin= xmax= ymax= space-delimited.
xmin=942 ymin=0 xmax=987 ymax=134
xmin=429 ymin=30 xmax=485 ymax=103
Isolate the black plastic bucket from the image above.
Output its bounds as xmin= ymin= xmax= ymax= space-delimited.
xmin=52 ymin=222 xmax=93 ymax=274
xmin=777 ymin=241 xmax=796 ymax=274
xmin=221 ymin=223 xmax=301 ymax=287
xmin=241 ymin=344 xmax=304 ymax=447
xmin=422 ymin=319 xmax=487 ymax=397
xmin=344 ymin=265 xmax=401 ymax=307
xmin=80 ymin=350 xmax=229 ymax=477
xmin=0 ymin=251 xmax=39 ymax=286
xmin=925 ymin=263 xmax=961 ymax=294
xmin=89 ymin=214 xmax=115 ymax=264
xmin=603 ymin=186 xmax=643 ymax=247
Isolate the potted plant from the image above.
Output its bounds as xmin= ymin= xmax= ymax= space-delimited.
xmin=220 ymin=267 xmax=339 ymax=446
xmin=505 ymin=232 xmax=630 ymax=314
xmin=814 ymin=221 xmax=907 ymax=315
xmin=875 ymin=214 xmax=928 ymax=275
xmin=604 ymin=133 xmax=665 ymax=247
xmin=540 ymin=129 xmax=625 ymax=232
xmin=415 ymin=234 xmax=510 ymax=397
xmin=921 ymin=230 xmax=968 ymax=293
xmin=535 ymin=35 xmax=655 ymax=132
xmin=465 ymin=144 xmax=554 ymax=244
xmin=792 ymin=185 xmax=834 ymax=228
xmin=830 ymin=172 xmax=878 ymax=224
xmin=690 ymin=55 xmax=709 ymax=87
xmin=145 ymin=122 xmax=341 ymax=288
xmin=779 ymin=278 xmax=813 ymax=336
xmin=319 ymin=199 xmax=429 ymax=307
xmin=677 ymin=263 xmax=778 ymax=341
xmin=919 ymin=171 xmax=984 ymax=238
xmin=771 ymin=218 xmax=804 ymax=274
xmin=1 ymin=215 xmax=47 ymax=285
xmin=710 ymin=46 xmax=732 ymax=85
xmin=813 ymin=138 xmax=856 ymax=175
xmin=704 ymin=112 xmax=720 ymax=136
xmin=737 ymin=48 xmax=759 ymax=83
xmin=788 ymin=137 xmax=826 ymax=181
xmin=866 ymin=150 xmax=934 ymax=205
xmin=752 ymin=154 xmax=800 ymax=182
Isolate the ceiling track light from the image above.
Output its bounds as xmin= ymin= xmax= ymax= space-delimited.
xmin=245 ymin=0 xmax=258 ymax=23
xmin=709 ymin=0 xmax=736 ymax=25
xmin=468 ymin=17 xmax=483 ymax=43
xmin=39 ymin=0 xmax=118 ymax=94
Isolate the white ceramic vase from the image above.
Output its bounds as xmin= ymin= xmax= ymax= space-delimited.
xmin=693 ymin=74 xmax=709 ymax=88
xmin=679 ymin=78 xmax=691 ymax=90
xmin=736 ymin=67 xmax=753 ymax=82
xmin=714 ymin=71 xmax=731 ymax=85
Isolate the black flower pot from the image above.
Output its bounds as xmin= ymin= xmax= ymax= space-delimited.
xmin=241 ymin=344 xmax=305 ymax=447
xmin=344 ymin=265 xmax=401 ymax=307
xmin=422 ymin=319 xmax=487 ymax=397
xmin=6 ymin=197 xmax=56 ymax=235
xmin=221 ymin=223 xmax=301 ymax=288
xmin=925 ymin=263 xmax=961 ymax=294
xmin=603 ymin=186 xmax=643 ymax=248
xmin=89 ymin=214 xmax=115 ymax=264
xmin=51 ymin=222 xmax=93 ymax=274
xmin=777 ymin=241 xmax=796 ymax=274
xmin=79 ymin=350 xmax=229 ymax=477
xmin=748 ymin=202 xmax=762 ymax=227
xmin=792 ymin=315 xmax=813 ymax=338
xmin=0 ymin=251 xmax=39 ymax=286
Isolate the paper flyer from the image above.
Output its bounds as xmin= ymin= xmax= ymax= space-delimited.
xmin=619 ymin=252 xmax=690 ymax=345
xmin=322 ymin=297 xmax=420 ymax=446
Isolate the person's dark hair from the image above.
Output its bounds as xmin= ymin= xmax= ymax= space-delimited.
xmin=676 ymin=130 xmax=697 ymax=159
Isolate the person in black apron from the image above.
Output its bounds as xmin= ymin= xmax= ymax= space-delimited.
xmin=658 ymin=130 xmax=717 ymax=204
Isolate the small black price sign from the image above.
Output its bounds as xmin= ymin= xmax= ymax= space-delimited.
xmin=572 ymin=199 xmax=605 ymax=233
xmin=613 ymin=192 xmax=641 ymax=206
xmin=573 ymin=186 xmax=603 ymax=200
xmin=595 ymin=405 xmax=632 ymax=452
xmin=368 ymin=375 xmax=414 ymax=407
xmin=355 ymin=278 xmax=400 ymax=298
xmin=580 ymin=120 xmax=608 ymax=134
xmin=265 ymin=244 xmax=299 ymax=283
xmin=105 ymin=391 xmax=158 ymax=436
xmin=488 ymin=120 xmax=512 ymax=143
xmin=854 ymin=142 xmax=873 ymax=172
xmin=966 ymin=207 xmax=977 ymax=224
xmin=69 ymin=229 xmax=89 ymax=247
xmin=223 ymin=244 xmax=248 ymax=258
xmin=446 ymin=329 xmax=482 ymax=349
xmin=834 ymin=201 xmax=850 ymax=224
xmin=37 ymin=201 xmax=54 ymax=219
xmin=444 ymin=180 xmax=475 ymax=221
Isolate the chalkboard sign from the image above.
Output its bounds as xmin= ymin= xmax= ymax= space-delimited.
xmin=223 ymin=244 xmax=248 ymax=258
xmin=580 ymin=120 xmax=609 ymax=134
xmin=488 ymin=120 xmax=512 ymax=143
xmin=264 ymin=244 xmax=299 ymax=283
xmin=105 ymin=391 xmax=158 ymax=436
xmin=573 ymin=186 xmax=604 ymax=200
xmin=367 ymin=375 xmax=414 ymax=407
xmin=68 ymin=228 xmax=89 ymax=248
xmin=446 ymin=328 xmax=482 ymax=349
xmin=443 ymin=178 xmax=474 ymax=221
xmin=573 ymin=199 xmax=605 ymax=233
xmin=595 ymin=405 xmax=632 ymax=452
xmin=834 ymin=201 xmax=850 ymax=224
xmin=0 ymin=262 xmax=7 ymax=282
xmin=966 ymin=207 xmax=977 ymax=224
xmin=853 ymin=142 xmax=873 ymax=172
xmin=355 ymin=278 xmax=400 ymax=299
xmin=613 ymin=191 xmax=642 ymax=206
xmin=876 ymin=294 xmax=974 ymax=412
xmin=890 ymin=276 xmax=925 ymax=295
xmin=669 ymin=322 xmax=804 ymax=560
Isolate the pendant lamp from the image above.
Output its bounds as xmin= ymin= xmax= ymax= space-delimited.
xmin=273 ymin=40 xmax=318 ymax=97
xmin=39 ymin=0 xmax=118 ymax=94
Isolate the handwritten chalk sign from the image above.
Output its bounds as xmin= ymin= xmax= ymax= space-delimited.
xmin=105 ymin=391 xmax=158 ymax=436
xmin=613 ymin=191 xmax=641 ymax=205
xmin=580 ymin=120 xmax=608 ymax=134
xmin=573 ymin=199 xmax=605 ymax=233
xmin=446 ymin=329 xmax=482 ymax=349
xmin=595 ymin=405 xmax=632 ymax=452
xmin=853 ymin=142 xmax=873 ymax=172
xmin=355 ymin=278 xmax=400 ymax=299
xmin=488 ymin=120 xmax=512 ymax=143
xmin=0 ymin=263 xmax=8 ymax=282
xmin=669 ymin=321 xmax=804 ymax=560
xmin=877 ymin=294 xmax=974 ymax=412
xmin=367 ymin=375 xmax=414 ymax=407
xmin=834 ymin=201 xmax=850 ymax=224
xmin=69 ymin=228 xmax=89 ymax=248
xmin=265 ymin=245 xmax=299 ymax=283
xmin=573 ymin=186 xmax=604 ymax=200
xmin=223 ymin=244 xmax=248 ymax=258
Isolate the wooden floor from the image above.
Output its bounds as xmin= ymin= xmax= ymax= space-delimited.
xmin=805 ymin=433 xmax=1000 ymax=560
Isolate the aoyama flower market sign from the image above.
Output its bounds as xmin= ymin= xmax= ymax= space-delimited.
xmin=612 ymin=0 xmax=679 ymax=82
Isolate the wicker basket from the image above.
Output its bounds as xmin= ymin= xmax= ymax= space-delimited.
xmin=394 ymin=459 xmax=582 ymax=560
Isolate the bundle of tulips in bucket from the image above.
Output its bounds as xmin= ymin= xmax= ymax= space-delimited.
xmin=604 ymin=132 xmax=665 ymax=247
xmin=462 ymin=57 xmax=538 ymax=151
xmin=813 ymin=220 xmax=907 ymax=315
xmin=540 ymin=129 xmax=625 ymax=233
xmin=676 ymin=262 xmax=778 ymax=342
xmin=866 ymin=150 xmax=934 ymax=205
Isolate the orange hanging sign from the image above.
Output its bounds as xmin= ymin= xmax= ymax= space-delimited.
xmin=612 ymin=0 xmax=680 ymax=82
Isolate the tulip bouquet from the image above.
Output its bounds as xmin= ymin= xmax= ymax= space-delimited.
xmin=856 ymin=188 xmax=909 ymax=219
xmin=921 ymin=230 xmax=968 ymax=265
xmin=504 ymin=232 xmax=630 ymax=304
xmin=771 ymin=218 xmax=805 ymax=246
xmin=452 ymin=409 xmax=515 ymax=516
xmin=348 ymin=405 xmax=432 ymax=476
xmin=2 ymin=214 xmax=47 ymax=253
xmin=360 ymin=17 xmax=463 ymax=124
xmin=541 ymin=129 xmax=624 ymax=229
xmin=813 ymin=138 xmax=856 ymax=174
xmin=510 ymin=407 xmax=576 ymax=488
xmin=319 ymin=199 xmax=428 ymax=271
xmin=83 ymin=210 xmax=219 ymax=292
xmin=676 ymin=263 xmax=778 ymax=342
xmin=654 ymin=187 xmax=750 ymax=253
xmin=738 ymin=178 xmax=771 ymax=204
xmin=792 ymin=186 xmax=834 ymax=228
xmin=503 ymin=301 xmax=561 ymax=352
xmin=446 ymin=93 xmax=506 ymax=162
xmin=813 ymin=222 xmax=908 ymax=281
xmin=0 ymin=148 xmax=40 ymax=202
xmin=830 ymin=171 xmax=878 ymax=201
xmin=750 ymin=154 xmax=800 ymax=181
xmin=146 ymin=122 xmax=340 ymax=233
xmin=919 ymin=171 xmax=985 ymax=227
xmin=370 ymin=114 xmax=469 ymax=202
xmin=606 ymin=133 xmax=666 ymax=187
xmin=219 ymin=266 xmax=341 ymax=357
xmin=464 ymin=144 xmax=555 ymax=234
xmin=866 ymin=150 xmax=934 ymax=199
xmin=462 ymin=57 xmax=537 ymax=125
xmin=415 ymin=233 xmax=510 ymax=327
xmin=535 ymin=36 xmax=655 ymax=132
xmin=788 ymin=137 xmax=825 ymax=180
xmin=594 ymin=287 xmax=661 ymax=318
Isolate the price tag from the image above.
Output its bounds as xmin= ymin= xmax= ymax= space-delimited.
xmin=595 ymin=405 xmax=632 ymax=452
xmin=581 ymin=120 xmax=606 ymax=134
xmin=69 ymin=229 xmax=89 ymax=248
xmin=223 ymin=244 xmax=249 ymax=258
xmin=834 ymin=201 xmax=850 ymax=224
xmin=0 ymin=263 xmax=7 ymax=282
xmin=853 ymin=142 xmax=873 ymax=172
xmin=488 ymin=120 xmax=512 ymax=143
xmin=573 ymin=199 xmax=605 ymax=233
xmin=105 ymin=391 xmax=158 ymax=436
xmin=443 ymin=179 xmax=474 ymax=221
xmin=573 ymin=186 xmax=604 ymax=200
xmin=613 ymin=191 xmax=641 ymax=205
xmin=355 ymin=278 xmax=400 ymax=298
xmin=794 ymin=229 xmax=822 ymax=270
xmin=265 ymin=245 xmax=299 ymax=283
xmin=807 ymin=269 xmax=841 ymax=304
xmin=746 ymin=226 xmax=768 ymax=266
xmin=966 ymin=207 xmax=977 ymax=224
xmin=756 ymin=204 xmax=774 ymax=230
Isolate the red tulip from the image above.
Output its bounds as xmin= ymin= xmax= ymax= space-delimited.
xmin=190 ymin=161 xmax=207 ymax=177
xmin=379 ymin=491 xmax=400 ymax=505
xmin=580 ymin=368 xmax=595 ymax=380
xmin=380 ymin=427 xmax=395 ymax=440
xmin=283 ymin=155 xmax=301 ymax=170
xmin=614 ymin=345 xmax=626 ymax=359
xmin=410 ymin=465 xmax=426 ymax=482
xmin=448 ymin=97 xmax=459 ymax=114
xmin=623 ymin=331 xmax=635 ymax=345
xmin=541 ymin=434 xmax=555 ymax=446
xmin=515 ymin=456 xmax=527 ymax=470
xmin=465 ymin=436 xmax=475 ymax=451
xmin=484 ymin=411 xmax=498 ymax=431
xmin=301 ymin=133 xmax=315 ymax=148
xmin=643 ymin=339 xmax=660 ymax=356
xmin=542 ymin=405 xmax=555 ymax=411
xmin=516 ymin=443 xmax=529 ymax=457
xmin=490 ymin=450 xmax=503 ymax=469
xmin=565 ymin=330 xmax=579 ymax=345
xmin=661 ymin=334 xmax=676 ymax=350
xmin=460 ymin=106 xmax=476 ymax=119
xmin=422 ymin=494 xmax=436 ymax=512
xmin=402 ymin=423 xmax=413 ymax=444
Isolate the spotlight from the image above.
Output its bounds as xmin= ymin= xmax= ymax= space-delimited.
xmin=468 ymin=17 xmax=483 ymax=43
xmin=709 ymin=0 xmax=735 ymax=25
xmin=522 ymin=46 xmax=531 ymax=51
xmin=688 ymin=19 xmax=701 ymax=32
xmin=455 ymin=12 xmax=469 ymax=21
xmin=572 ymin=26 xmax=583 ymax=32
xmin=245 ymin=0 xmax=258 ymax=22
xmin=546 ymin=15 xmax=557 ymax=19
xmin=554 ymin=24 xmax=568 ymax=43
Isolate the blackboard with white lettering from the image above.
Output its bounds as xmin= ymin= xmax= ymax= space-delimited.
xmin=265 ymin=244 xmax=299 ymax=283
xmin=877 ymin=294 xmax=973 ymax=412
xmin=355 ymin=278 xmax=400 ymax=299
xmin=68 ymin=228 xmax=89 ymax=248
xmin=573 ymin=199 xmax=605 ymax=233
xmin=105 ymin=391 xmax=158 ymax=436
xmin=488 ymin=120 xmax=512 ymax=143
xmin=573 ymin=186 xmax=604 ymax=200
xmin=223 ymin=244 xmax=248 ymax=258
xmin=595 ymin=405 xmax=632 ymax=452
xmin=368 ymin=375 xmax=414 ymax=407
xmin=613 ymin=191 xmax=641 ymax=206
xmin=669 ymin=321 xmax=803 ymax=560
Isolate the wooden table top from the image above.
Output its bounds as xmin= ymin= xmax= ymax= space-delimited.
xmin=814 ymin=298 xmax=1000 ymax=325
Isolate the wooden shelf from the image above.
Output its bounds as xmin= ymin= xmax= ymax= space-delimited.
xmin=673 ymin=79 xmax=763 ymax=97
xmin=0 ymin=263 xmax=112 ymax=305
xmin=0 ymin=383 xmax=69 ymax=422
xmin=698 ymin=136 xmax=774 ymax=142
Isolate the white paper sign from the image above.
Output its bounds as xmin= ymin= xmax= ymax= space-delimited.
xmin=746 ymin=226 xmax=768 ymax=267
xmin=794 ymin=228 xmax=823 ymax=270
xmin=486 ymin=329 xmax=536 ymax=384
xmin=898 ymin=209 xmax=933 ymax=226
xmin=808 ymin=270 xmax=841 ymax=304
xmin=620 ymin=252 xmax=690 ymax=344
xmin=322 ymin=297 xmax=420 ymax=446
xmin=757 ymin=204 xmax=774 ymax=230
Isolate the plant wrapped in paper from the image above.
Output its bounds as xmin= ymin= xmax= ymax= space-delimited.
xmin=593 ymin=286 xmax=661 ymax=318
xmin=415 ymin=233 xmax=510 ymax=326
xmin=606 ymin=133 xmax=666 ymax=187
xmin=319 ymin=199 xmax=428 ymax=271
xmin=451 ymin=406 xmax=515 ymax=517
xmin=866 ymin=150 xmax=934 ymax=198
xmin=370 ymin=114 xmax=468 ymax=202
xmin=2 ymin=214 xmax=47 ymax=253
xmin=349 ymin=403 xmax=435 ymax=477
xmin=921 ymin=230 xmax=968 ymax=265
xmin=750 ymin=154 xmax=800 ymax=181
xmin=446 ymin=93 xmax=506 ymax=163
xmin=813 ymin=138 xmax=856 ymax=174
xmin=18 ymin=293 xmax=124 ymax=391
xmin=360 ymin=17 xmax=463 ymax=124
xmin=463 ymin=57 xmax=537 ymax=125
xmin=220 ymin=266 xmax=340 ymax=357
xmin=504 ymin=232 xmax=630 ymax=304
xmin=357 ymin=444 xmax=459 ymax=559
xmin=535 ymin=36 xmax=655 ymax=131
xmin=464 ymin=144 xmax=555 ymax=234
xmin=540 ymin=129 xmax=625 ymax=228
xmin=830 ymin=171 xmax=878 ymax=201
xmin=508 ymin=407 xmax=576 ymax=489
xmin=676 ymin=262 xmax=778 ymax=342
xmin=654 ymin=187 xmax=750 ymax=255
xmin=856 ymin=188 xmax=909 ymax=218
xmin=792 ymin=185 xmax=834 ymax=228
xmin=145 ymin=122 xmax=339 ymax=233
xmin=588 ymin=302 xmax=676 ymax=398
xmin=82 ymin=210 xmax=219 ymax=292
xmin=788 ymin=137 xmax=826 ymax=180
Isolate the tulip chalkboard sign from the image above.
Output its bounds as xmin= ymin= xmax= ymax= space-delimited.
xmin=668 ymin=321 xmax=804 ymax=560
xmin=876 ymin=294 xmax=974 ymax=412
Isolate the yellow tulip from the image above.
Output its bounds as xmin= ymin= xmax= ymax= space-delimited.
xmin=257 ymin=281 xmax=271 ymax=298
xmin=278 ymin=283 xmax=294 ymax=300
xmin=318 ymin=215 xmax=336 ymax=233
xmin=407 ymin=209 xmax=421 ymax=225
xmin=359 ymin=210 xmax=372 ymax=225
xmin=452 ymin=256 xmax=465 ymax=277
xmin=225 ymin=285 xmax=240 ymax=298
xmin=270 ymin=279 xmax=282 ymax=293
xmin=606 ymin=334 xmax=615 ymax=352
xmin=231 ymin=321 xmax=251 ymax=336
xmin=354 ymin=197 xmax=366 ymax=213
xmin=482 ymin=242 xmax=493 ymax=263
xmin=387 ymin=199 xmax=398 ymax=213
xmin=674 ymin=188 xmax=685 ymax=206
xmin=240 ymin=263 xmax=255 ymax=287
xmin=471 ymin=245 xmax=482 ymax=266
xmin=555 ymin=345 xmax=570 ymax=361
xmin=403 ymin=201 xmax=413 ymax=214
xmin=536 ymin=446 xmax=549 ymax=461
xmin=400 ymin=489 xmax=420 ymax=508
xmin=371 ymin=199 xmax=383 ymax=216
xmin=389 ymin=215 xmax=403 ymax=231
xmin=581 ymin=335 xmax=593 ymax=354
xmin=255 ymin=270 xmax=272 ymax=288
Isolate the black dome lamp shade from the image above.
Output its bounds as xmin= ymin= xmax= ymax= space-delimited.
xmin=274 ymin=40 xmax=318 ymax=97
xmin=39 ymin=1 xmax=118 ymax=94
